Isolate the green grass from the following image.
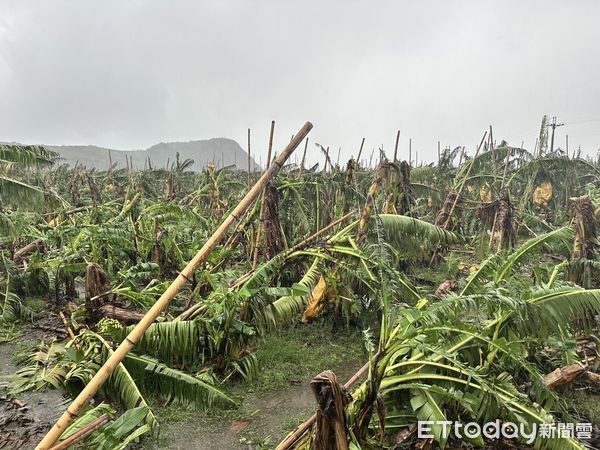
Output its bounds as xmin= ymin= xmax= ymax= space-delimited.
xmin=23 ymin=297 xmax=46 ymax=313
xmin=565 ymin=388 xmax=600 ymax=425
xmin=144 ymin=319 xmax=366 ymax=449
xmin=249 ymin=319 xmax=366 ymax=392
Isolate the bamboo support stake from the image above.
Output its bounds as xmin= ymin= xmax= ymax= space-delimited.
xmin=36 ymin=121 xmax=313 ymax=450
xmin=322 ymin=146 xmax=330 ymax=174
xmin=393 ymin=130 xmax=400 ymax=163
xmin=298 ymin=137 xmax=308 ymax=178
xmin=48 ymin=414 xmax=109 ymax=450
xmin=489 ymin=125 xmax=497 ymax=184
xmin=252 ymin=120 xmax=276 ymax=269
xmin=356 ymin=137 xmax=365 ymax=167
xmin=247 ymin=128 xmax=251 ymax=187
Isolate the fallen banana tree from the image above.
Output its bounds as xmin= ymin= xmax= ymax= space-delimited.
xmin=278 ymin=226 xmax=600 ymax=450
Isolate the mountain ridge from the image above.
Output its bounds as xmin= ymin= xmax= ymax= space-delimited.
xmin=29 ymin=138 xmax=259 ymax=171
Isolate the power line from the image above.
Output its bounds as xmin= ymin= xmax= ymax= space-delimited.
xmin=563 ymin=117 xmax=600 ymax=126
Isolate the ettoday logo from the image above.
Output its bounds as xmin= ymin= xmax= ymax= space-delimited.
xmin=418 ymin=420 xmax=593 ymax=444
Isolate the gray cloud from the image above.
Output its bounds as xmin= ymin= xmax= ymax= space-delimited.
xmin=1 ymin=0 xmax=599 ymax=166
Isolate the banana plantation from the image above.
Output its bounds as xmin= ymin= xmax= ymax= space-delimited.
xmin=1 ymin=119 xmax=599 ymax=450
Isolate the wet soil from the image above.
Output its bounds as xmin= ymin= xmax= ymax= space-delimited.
xmin=0 ymin=339 xmax=67 ymax=450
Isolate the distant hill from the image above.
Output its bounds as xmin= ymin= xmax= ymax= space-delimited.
xmin=42 ymin=138 xmax=259 ymax=171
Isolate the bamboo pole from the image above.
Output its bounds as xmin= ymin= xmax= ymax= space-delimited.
xmin=247 ymin=128 xmax=251 ymax=186
xmin=252 ymin=120 xmax=276 ymax=269
xmin=298 ymin=137 xmax=308 ymax=178
xmin=356 ymin=137 xmax=365 ymax=167
xmin=48 ymin=414 xmax=109 ymax=450
xmin=393 ymin=130 xmax=400 ymax=163
xmin=36 ymin=121 xmax=313 ymax=450
xmin=322 ymin=146 xmax=330 ymax=174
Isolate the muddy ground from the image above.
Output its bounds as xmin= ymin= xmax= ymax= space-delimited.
xmin=0 ymin=321 xmax=366 ymax=450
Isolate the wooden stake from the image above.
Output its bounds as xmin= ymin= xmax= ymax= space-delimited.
xmin=393 ymin=130 xmax=400 ymax=163
xmin=247 ymin=128 xmax=251 ymax=186
xmin=298 ymin=137 xmax=308 ymax=178
xmin=48 ymin=414 xmax=109 ymax=450
xmin=36 ymin=121 xmax=313 ymax=450
xmin=356 ymin=137 xmax=365 ymax=167
xmin=322 ymin=146 xmax=330 ymax=174
xmin=489 ymin=125 xmax=497 ymax=184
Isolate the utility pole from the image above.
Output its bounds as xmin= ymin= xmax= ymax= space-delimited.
xmin=547 ymin=116 xmax=564 ymax=153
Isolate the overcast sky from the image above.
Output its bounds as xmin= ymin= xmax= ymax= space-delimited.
xmin=1 ymin=1 xmax=599 ymax=166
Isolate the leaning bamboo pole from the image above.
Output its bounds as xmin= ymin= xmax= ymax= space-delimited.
xmin=48 ymin=414 xmax=109 ymax=450
xmin=36 ymin=121 xmax=313 ymax=450
xmin=356 ymin=137 xmax=365 ymax=168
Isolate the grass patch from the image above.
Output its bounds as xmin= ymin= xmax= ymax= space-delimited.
xmin=249 ymin=319 xmax=366 ymax=392
xmin=142 ymin=319 xmax=366 ymax=449
xmin=565 ymin=388 xmax=600 ymax=425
